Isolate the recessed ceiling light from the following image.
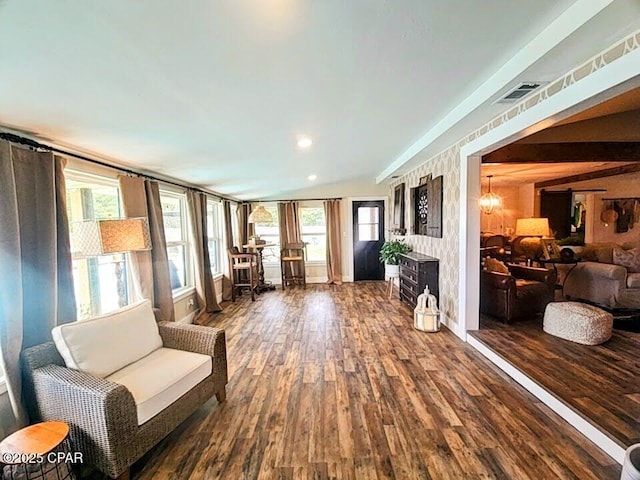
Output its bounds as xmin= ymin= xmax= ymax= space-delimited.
xmin=308 ymin=174 xmax=317 ymax=181
xmin=297 ymin=136 xmax=313 ymax=149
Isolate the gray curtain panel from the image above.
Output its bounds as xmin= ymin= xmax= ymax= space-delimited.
xmin=237 ymin=203 xmax=253 ymax=249
xmin=118 ymin=176 xmax=175 ymax=321
xmin=0 ymin=142 xmax=76 ymax=429
xmin=187 ymin=191 xmax=221 ymax=317
xmin=278 ymin=202 xmax=302 ymax=277
xmin=221 ymin=200 xmax=234 ymax=301
xmin=324 ymin=199 xmax=343 ymax=284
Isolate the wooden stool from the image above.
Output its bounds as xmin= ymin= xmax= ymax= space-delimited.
xmin=0 ymin=421 xmax=77 ymax=479
xmin=227 ymin=247 xmax=259 ymax=301
xmin=280 ymin=242 xmax=306 ymax=289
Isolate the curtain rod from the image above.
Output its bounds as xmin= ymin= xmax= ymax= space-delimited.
xmin=0 ymin=132 xmax=235 ymax=203
xmin=601 ymin=197 xmax=640 ymax=201
xmin=542 ymin=188 xmax=607 ymax=193
xmin=243 ymin=197 xmax=342 ymax=203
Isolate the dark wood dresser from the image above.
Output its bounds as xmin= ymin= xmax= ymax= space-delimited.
xmin=399 ymin=252 xmax=439 ymax=309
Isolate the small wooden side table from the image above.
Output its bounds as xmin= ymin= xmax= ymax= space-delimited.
xmin=0 ymin=421 xmax=77 ymax=479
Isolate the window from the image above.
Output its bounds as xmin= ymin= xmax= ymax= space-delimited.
xmin=252 ymin=204 xmax=280 ymax=263
xmin=206 ymin=199 xmax=223 ymax=275
xmin=300 ymin=206 xmax=327 ymax=262
xmin=357 ymin=206 xmax=380 ymax=241
xmin=160 ymin=191 xmax=192 ymax=291
xmin=66 ymin=173 xmax=131 ymax=320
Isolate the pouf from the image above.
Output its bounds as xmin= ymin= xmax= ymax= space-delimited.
xmin=543 ymin=302 xmax=613 ymax=345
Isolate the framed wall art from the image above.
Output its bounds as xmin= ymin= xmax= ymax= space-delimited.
xmin=412 ymin=175 xmax=443 ymax=238
xmin=393 ymin=183 xmax=406 ymax=233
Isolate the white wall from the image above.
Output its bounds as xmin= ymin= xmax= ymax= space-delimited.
xmin=259 ymin=180 xmax=388 ymax=284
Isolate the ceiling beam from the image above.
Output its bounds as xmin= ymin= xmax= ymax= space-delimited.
xmin=535 ymin=162 xmax=640 ymax=188
xmin=482 ymin=142 xmax=640 ymax=164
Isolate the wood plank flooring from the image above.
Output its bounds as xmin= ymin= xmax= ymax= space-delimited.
xmin=471 ymin=314 xmax=640 ymax=449
xmin=99 ymin=283 xmax=621 ymax=479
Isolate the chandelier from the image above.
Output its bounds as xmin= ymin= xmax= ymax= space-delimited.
xmin=479 ymin=175 xmax=501 ymax=215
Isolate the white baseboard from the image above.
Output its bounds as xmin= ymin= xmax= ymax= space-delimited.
xmin=467 ymin=335 xmax=625 ymax=465
xmin=178 ymin=311 xmax=196 ymax=325
xmin=267 ymin=276 xmax=329 ymax=285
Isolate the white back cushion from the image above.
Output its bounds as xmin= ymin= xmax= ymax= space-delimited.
xmin=52 ymin=299 xmax=163 ymax=378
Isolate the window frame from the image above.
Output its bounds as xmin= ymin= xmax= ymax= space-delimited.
xmin=299 ymin=203 xmax=327 ymax=265
xmin=159 ymin=189 xmax=194 ymax=296
xmin=206 ymin=198 xmax=224 ymax=278
xmin=65 ymin=170 xmax=134 ymax=319
xmin=252 ymin=203 xmax=280 ymax=265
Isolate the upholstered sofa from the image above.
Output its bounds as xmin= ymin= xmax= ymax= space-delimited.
xmin=480 ymin=262 xmax=556 ymax=323
xmin=21 ymin=299 xmax=228 ymax=479
xmin=563 ymin=242 xmax=640 ymax=309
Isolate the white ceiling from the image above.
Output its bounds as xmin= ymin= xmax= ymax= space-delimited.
xmin=0 ymin=1 xmax=639 ymax=200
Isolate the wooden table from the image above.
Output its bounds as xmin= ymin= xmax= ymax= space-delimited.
xmin=0 ymin=421 xmax=77 ymax=479
xmin=243 ymin=243 xmax=277 ymax=292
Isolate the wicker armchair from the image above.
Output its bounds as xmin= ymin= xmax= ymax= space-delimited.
xmin=21 ymin=322 xmax=228 ymax=480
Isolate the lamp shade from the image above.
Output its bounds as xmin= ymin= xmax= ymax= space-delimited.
xmin=70 ymin=217 xmax=152 ymax=258
xmin=515 ymin=217 xmax=550 ymax=237
xmin=248 ymin=205 xmax=273 ymax=224
xmin=98 ymin=218 xmax=152 ymax=254
xmin=70 ymin=220 xmax=103 ymax=258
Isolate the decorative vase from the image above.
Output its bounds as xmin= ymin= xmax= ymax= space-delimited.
xmin=622 ymin=444 xmax=640 ymax=480
xmin=385 ymin=264 xmax=400 ymax=280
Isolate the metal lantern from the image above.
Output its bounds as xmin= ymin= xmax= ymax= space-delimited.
xmin=414 ymin=286 xmax=440 ymax=332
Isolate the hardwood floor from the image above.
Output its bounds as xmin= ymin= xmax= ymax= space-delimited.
xmin=103 ymin=283 xmax=620 ymax=479
xmin=471 ymin=314 xmax=640 ymax=450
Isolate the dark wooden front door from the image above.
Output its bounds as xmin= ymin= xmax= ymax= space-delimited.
xmin=353 ymin=200 xmax=385 ymax=281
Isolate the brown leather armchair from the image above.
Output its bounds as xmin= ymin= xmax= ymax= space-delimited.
xmin=480 ymin=264 xmax=556 ymax=323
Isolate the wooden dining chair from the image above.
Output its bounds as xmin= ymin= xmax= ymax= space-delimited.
xmin=227 ymin=247 xmax=259 ymax=301
xmin=280 ymin=242 xmax=306 ymax=290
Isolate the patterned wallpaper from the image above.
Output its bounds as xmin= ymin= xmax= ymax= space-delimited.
xmin=390 ymin=29 xmax=640 ymax=331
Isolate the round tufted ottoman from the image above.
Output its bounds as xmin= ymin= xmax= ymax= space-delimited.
xmin=543 ymin=302 xmax=613 ymax=345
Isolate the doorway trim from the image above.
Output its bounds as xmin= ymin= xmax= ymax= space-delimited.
xmin=456 ymin=48 xmax=640 ymax=466
xmin=345 ymin=196 xmax=388 ymax=283
xmin=458 ymin=48 xmax=640 ymax=338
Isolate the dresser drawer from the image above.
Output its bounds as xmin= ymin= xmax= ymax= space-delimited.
xmin=400 ymin=257 xmax=418 ymax=272
xmin=400 ymin=266 xmax=418 ymax=284
xmin=400 ymin=277 xmax=418 ymax=296
xmin=400 ymin=289 xmax=417 ymax=309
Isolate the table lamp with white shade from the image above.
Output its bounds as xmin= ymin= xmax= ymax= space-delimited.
xmin=514 ymin=217 xmax=550 ymax=265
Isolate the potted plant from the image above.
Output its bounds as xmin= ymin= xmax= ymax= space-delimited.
xmin=379 ymin=239 xmax=411 ymax=278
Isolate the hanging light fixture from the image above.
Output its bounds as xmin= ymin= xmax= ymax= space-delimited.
xmin=479 ymin=175 xmax=501 ymax=214
xmin=248 ymin=205 xmax=273 ymax=224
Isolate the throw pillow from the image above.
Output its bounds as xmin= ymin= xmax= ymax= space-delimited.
xmin=581 ymin=243 xmax=618 ymax=264
xmin=613 ymin=247 xmax=640 ymax=273
xmin=484 ymin=257 xmax=509 ymax=274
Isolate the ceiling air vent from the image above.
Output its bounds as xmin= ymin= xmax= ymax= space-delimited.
xmin=494 ymin=82 xmax=544 ymax=104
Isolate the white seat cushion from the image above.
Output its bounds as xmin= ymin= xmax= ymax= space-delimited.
xmin=52 ymin=299 xmax=163 ymax=378
xmin=106 ymin=347 xmax=212 ymax=425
